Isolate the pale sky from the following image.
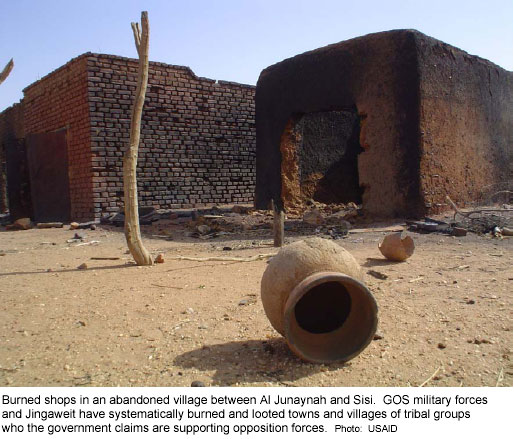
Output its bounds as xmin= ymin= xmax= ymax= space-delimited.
xmin=0 ymin=0 xmax=512 ymax=111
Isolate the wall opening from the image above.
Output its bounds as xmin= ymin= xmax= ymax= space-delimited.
xmin=280 ymin=109 xmax=363 ymax=209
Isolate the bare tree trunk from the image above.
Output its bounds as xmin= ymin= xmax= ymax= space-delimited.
xmin=124 ymin=11 xmax=153 ymax=265
xmin=0 ymin=59 xmax=13 ymax=86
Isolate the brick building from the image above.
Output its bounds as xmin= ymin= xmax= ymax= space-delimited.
xmin=0 ymin=53 xmax=256 ymax=222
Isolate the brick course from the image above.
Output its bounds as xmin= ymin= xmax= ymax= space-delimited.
xmin=23 ymin=54 xmax=93 ymax=220
xmin=87 ymin=54 xmax=255 ymax=216
xmin=1 ymin=53 xmax=256 ymax=221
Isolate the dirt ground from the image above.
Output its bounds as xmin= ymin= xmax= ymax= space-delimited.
xmin=0 ymin=211 xmax=512 ymax=387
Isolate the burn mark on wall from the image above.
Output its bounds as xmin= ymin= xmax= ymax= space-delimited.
xmin=281 ymin=109 xmax=363 ymax=209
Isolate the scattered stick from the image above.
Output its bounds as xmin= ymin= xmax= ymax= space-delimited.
xmin=150 ymin=283 xmax=183 ymax=290
xmin=167 ymin=253 xmax=276 ymax=263
xmin=36 ymin=222 xmax=64 ymax=229
xmin=349 ymin=225 xmax=405 ymax=234
xmin=408 ymin=276 xmax=424 ymax=283
xmin=446 ymin=195 xmax=512 ymax=220
xmin=90 ymin=257 xmax=120 ymax=260
xmin=75 ymin=240 xmax=100 ymax=246
xmin=495 ymin=367 xmax=504 ymax=387
xmin=419 ymin=364 xmax=441 ymax=387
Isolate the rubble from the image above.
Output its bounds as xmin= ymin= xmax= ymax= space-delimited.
xmin=6 ymin=217 xmax=32 ymax=230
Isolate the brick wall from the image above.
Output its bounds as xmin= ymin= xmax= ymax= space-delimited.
xmin=23 ymin=54 xmax=93 ymax=220
xmin=87 ymin=54 xmax=256 ymax=216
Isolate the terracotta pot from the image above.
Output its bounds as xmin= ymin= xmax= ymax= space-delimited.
xmin=378 ymin=232 xmax=414 ymax=262
xmin=261 ymin=238 xmax=378 ymax=363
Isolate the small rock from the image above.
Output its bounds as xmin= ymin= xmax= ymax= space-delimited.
xmin=197 ymin=224 xmax=211 ymax=235
xmin=437 ymin=343 xmax=446 ymax=349
xmin=303 ymin=209 xmax=324 ymax=226
xmin=263 ymin=343 xmax=275 ymax=354
xmin=451 ymin=227 xmax=467 ymax=237
xmin=74 ymin=231 xmax=86 ymax=240
xmin=223 ymin=246 xmax=232 ymax=251
xmin=367 ymin=270 xmax=388 ymax=280
xmin=191 ymin=381 xmax=206 ymax=387
xmin=238 ymin=299 xmax=249 ymax=306
xmin=77 ymin=263 xmax=88 ymax=270
xmin=155 ymin=253 xmax=165 ymax=263
xmin=90 ymin=224 xmax=97 ymax=230
xmin=466 ymin=299 xmax=475 ymax=305
xmin=373 ymin=331 xmax=384 ymax=340
xmin=10 ymin=217 xmax=32 ymax=230
xmin=70 ymin=222 xmax=79 ymax=230
xmin=232 ymin=205 xmax=250 ymax=214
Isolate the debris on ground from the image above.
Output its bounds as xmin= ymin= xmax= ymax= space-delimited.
xmin=5 ymin=217 xmax=32 ymax=230
xmin=154 ymin=253 xmax=165 ymax=263
xmin=36 ymin=222 xmax=63 ymax=229
xmin=367 ymin=270 xmax=388 ymax=280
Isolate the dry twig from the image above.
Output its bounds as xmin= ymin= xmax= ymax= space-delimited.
xmin=167 ymin=253 xmax=276 ymax=263
xmin=419 ymin=364 xmax=441 ymax=387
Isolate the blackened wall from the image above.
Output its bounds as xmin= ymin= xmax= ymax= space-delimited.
xmin=256 ymin=29 xmax=512 ymax=217
xmin=256 ymin=29 xmax=423 ymax=217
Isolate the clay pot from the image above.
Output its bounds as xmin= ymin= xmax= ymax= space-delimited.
xmin=378 ymin=232 xmax=414 ymax=262
xmin=261 ymin=238 xmax=378 ymax=363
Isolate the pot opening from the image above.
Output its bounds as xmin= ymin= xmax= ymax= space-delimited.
xmin=294 ymin=281 xmax=352 ymax=334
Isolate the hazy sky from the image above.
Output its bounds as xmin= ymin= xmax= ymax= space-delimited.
xmin=0 ymin=0 xmax=512 ymax=111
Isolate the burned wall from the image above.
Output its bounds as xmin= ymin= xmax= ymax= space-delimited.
xmin=256 ymin=29 xmax=423 ymax=217
xmin=256 ymin=29 xmax=513 ymax=218
xmin=281 ymin=110 xmax=362 ymax=207
xmin=86 ymin=54 xmax=256 ymax=216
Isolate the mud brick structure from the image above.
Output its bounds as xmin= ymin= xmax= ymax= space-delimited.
xmin=0 ymin=53 xmax=255 ymax=221
xmin=255 ymin=29 xmax=513 ymax=217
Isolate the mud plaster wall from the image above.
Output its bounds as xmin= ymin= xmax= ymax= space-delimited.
xmin=0 ymin=103 xmax=24 ymax=212
xmin=256 ymin=29 xmax=512 ymax=218
xmin=23 ymin=55 xmax=93 ymax=220
xmin=87 ymin=54 xmax=255 ymax=217
xmin=416 ymin=38 xmax=513 ymax=210
xmin=256 ymin=30 xmax=423 ymax=217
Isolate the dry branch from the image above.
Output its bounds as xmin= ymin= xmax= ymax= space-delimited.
xmin=167 ymin=253 xmax=276 ymax=263
xmin=0 ymin=58 xmax=14 ymax=85
xmin=124 ymin=11 xmax=153 ymax=266
xmin=446 ymin=195 xmax=512 ymax=220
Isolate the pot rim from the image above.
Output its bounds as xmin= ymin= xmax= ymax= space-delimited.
xmin=283 ymin=271 xmax=378 ymax=363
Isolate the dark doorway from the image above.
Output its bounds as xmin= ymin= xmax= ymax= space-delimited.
xmin=5 ymin=138 xmax=32 ymax=220
xmin=296 ymin=109 xmax=363 ymax=204
xmin=26 ymin=130 xmax=71 ymax=222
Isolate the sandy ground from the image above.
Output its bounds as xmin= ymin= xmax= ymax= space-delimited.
xmin=0 ymin=213 xmax=512 ymax=387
